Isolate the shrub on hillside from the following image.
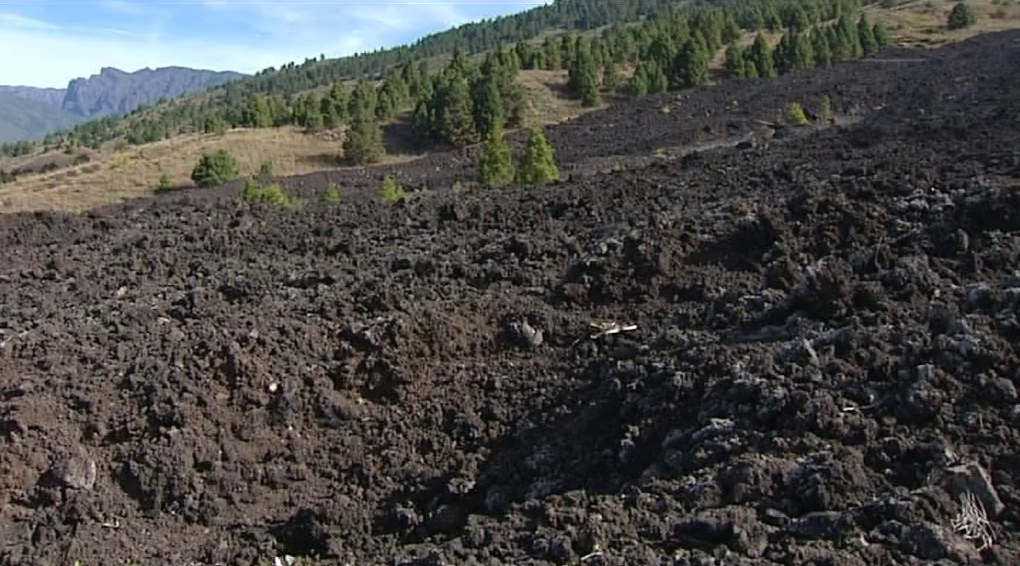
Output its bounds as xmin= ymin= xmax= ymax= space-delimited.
xmin=322 ymin=183 xmax=342 ymax=203
xmin=948 ymin=2 xmax=977 ymax=29
xmin=191 ymin=149 xmax=238 ymax=188
xmin=819 ymin=94 xmax=834 ymax=124
xmin=785 ymin=102 xmax=809 ymax=126
xmin=157 ymin=173 xmax=172 ymax=192
xmin=240 ymin=177 xmax=293 ymax=205
xmin=380 ymin=175 xmax=407 ymax=204
xmin=259 ymin=160 xmax=275 ymax=176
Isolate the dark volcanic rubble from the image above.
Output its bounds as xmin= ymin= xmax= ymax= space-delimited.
xmin=1 ymin=31 xmax=1019 ymax=566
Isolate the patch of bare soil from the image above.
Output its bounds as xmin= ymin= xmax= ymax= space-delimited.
xmin=1 ymin=31 xmax=1019 ymax=566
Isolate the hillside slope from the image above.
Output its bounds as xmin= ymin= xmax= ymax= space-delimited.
xmin=0 ymin=29 xmax=1018 ymax=566
xmin=0 ymin=93 xmax=85 ymax=143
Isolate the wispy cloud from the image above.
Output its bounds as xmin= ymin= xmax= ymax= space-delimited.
xmin=0 ymin=1 xmax=550 ymax=88
xmin=0 ymin=12 xmax=61 ymax=30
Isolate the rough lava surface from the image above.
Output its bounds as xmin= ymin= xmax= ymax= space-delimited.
xmin=1 ymin=31 xmax=1020 ymax=566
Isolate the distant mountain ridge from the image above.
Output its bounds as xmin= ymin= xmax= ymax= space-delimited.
xmin=60 ymin=66 xmax=246 ymax=118
xmin=0 ymin=86 xmax=66 ymax=108
xmin=0 ymin=65 xmax=246 ymax=142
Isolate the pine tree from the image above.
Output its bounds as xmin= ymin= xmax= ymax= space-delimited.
xmin=375 ymin=80 xmax=402 ymax=120
xmin=326 ymin=82 xmax=348 ymax=124
xmin=543 ymin=38 xmax=561 ymax=70
xmin=827 ymin=22 xmax=846 ymax=62
xmin=819 ymin=93 xmax=834 ymax=124
xmin=472 ymin=70 xmax=505 ymax=138
xmin=858 ymin=15 xmax=879 ymax=56
xmin=438 ymin=77 xmax=478 ymax=147
xmin=191 ymin=149 xmax=238 ymax=187
xmin=560 ymin=36 xmax=576 ymax=69
xmin=873 ymin=22 xmax=890 ymax=49
xmin=516 ymin=41 xmax=535 ymax=70
xmin=646 ymin=35 xmax=677 ymax=72
xmin=157 ymin=173 xmax=172 ymax=192
xmin=305 ymin=100 xmax=324 ymax=130
xmin=244 ymin=94 xmax=273 ymax=128
xmin=478 ymin=127 xmax=515 ymax=188
xmin=412 ymin=99 xmax=434 ymax=147
xmin=791 ymin=32 xmax=815 ymax=71
xmin=203 ymin=113 xmax=227 ymax=134
xmin=750 ymin=34 xmax=777 ymax=78
xmin=671 ymin=39 xmax=709 ymax=89
xmin=348 ymin=80 xmax=377 ymax=120
xmin=343 ymin=107 xmax=385 ymax=166
xmin=568 ymin=43 xmax=601 ymax=107
xmin=837 ymin=14 xmax=862 ymax=58
xmin=648 ymin=62 xmax=669 ymax=94
xmin=812 ymin=29 xmax=833 ymax=67
xmin=947 ymin=2 xmax=977 ymax=30
xmin=774 ymin=33 xmax=794 ymax=75
xmin=789 ymin=5 xmax=810 ymax=32
xmin=504 ymin=85 xmax=527 ymax=129
xmin=379 ymin=175 xmax=407 ymax=203
xmin=785 ymin=102 xmax=808 ymax=126
xmin=602 ymin=58 xmax=619 ymax=92
xmin=517 ymin=126 xmax=559 ymax=186
xmin=725 ymin=44 xmax=747 ymax=77
xmin=448 ymin=47 xmax=471 ymax=79
xmin=629 ymin=62 xmax=650 ymax=95
xmin=743 ymin=58 xmax=760 ymax=78
xmin=721 ymin=18 xmax=742 ymax=45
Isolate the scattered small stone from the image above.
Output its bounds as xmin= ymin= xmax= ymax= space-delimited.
xmin=507 ymin=320 xmax=543 ymax=349
xmin=51 ymin=448 xmax=97 ymax=491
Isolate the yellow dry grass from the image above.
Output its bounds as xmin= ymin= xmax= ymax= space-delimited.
xmin=867 ymin=0 xmax=1020 ymax=47
xmin=518 ymin=69 xmax=596 ymax=125
xmin=0 ymin=127 xmax=384 ymax=213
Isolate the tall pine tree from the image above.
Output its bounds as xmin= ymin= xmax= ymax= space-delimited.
xmin=517 ymin=127 xmax=559 ymax=185
xmin=725 ymin=44 xmax=747 ymax=78
xmin=671 ymin=39 xmax=709 ymax=89
xmin=343 ymin=84 xmax=384 ymax=165
xmin=750 ymin=34 xmax=777 ymax=78
xmin=472 ymin=69 xmax=505 ymax=139
xmin=437 ymin=77 xmax=478 ymax=148
xmin=478 ymin=127 xmax=515 ymax=188
xmin=858 ymin=15 xmax=879 ymax=56
xmin=343 ymin=111 xmax=384 ymax=166
xmin=569 ymin=43 xmax=601 ymax=107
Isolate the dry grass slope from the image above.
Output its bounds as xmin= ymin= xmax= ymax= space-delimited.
xmin=869 ymin=0 xmax=1020 ymax=47
xmin=0 ymin=128 xmax=421 ymax=213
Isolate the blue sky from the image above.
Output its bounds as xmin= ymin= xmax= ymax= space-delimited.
xmin=0 ymin=1 xmax=548 ymax=88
